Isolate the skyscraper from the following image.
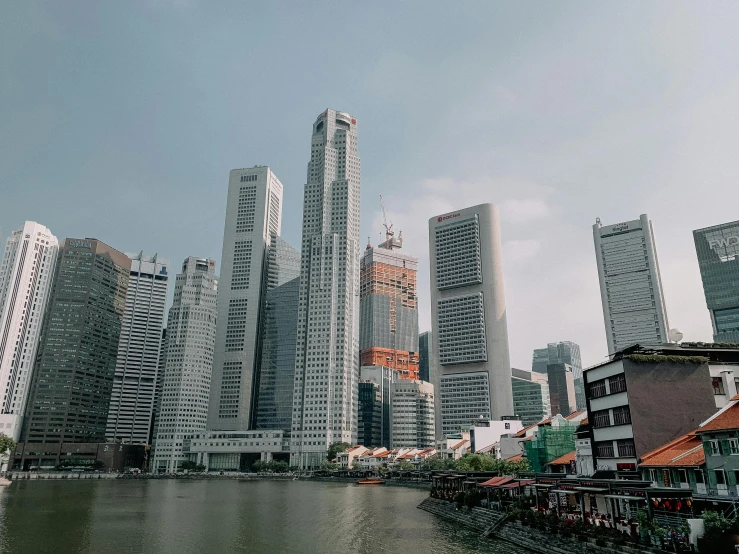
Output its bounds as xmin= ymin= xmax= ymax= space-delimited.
xmin=291 ymin=109 xmax=361 ymax=468
xmin=531 ymin=348 xmax=549 ymax=374
xmin=358 ymin=381 xmax=382 ymax=447
xmin=511 ymin=368 xmax=550 ymax=426
xmin=106 ymin=253 xmax=169 ymax=444
xmin=359 ymin=237 xmax=419 ymax=379
xmin=0 ymin=222 xmax=58 ymax=440
xmin=419 ymin=331 xmax=431 ymax=382
xmin=254 ymin=235 xmax=300 ymax=433
xmin=531 ymin=341 xmax=584 ymax=409
xmin=593 ymin=215 xmax=670 ymax=354
xmin=428 ymin=204 xmax=513 ymax=437
xmin=390 ymin=379 xmax=435 ymax=449
xmin=359 ymin=364 xmax=395 ymax=449
xmin=151 ymin=257 xmax=217 ymax=473
xmin=693 ymin=221 xmax=739 ymax=343
xmin=209 ymin=166 xmax=284 ymax=432
xmin=21 ymin=239 xmax=130 ymax=451
xmin=546 ymin=363 xmax=576 ymax=416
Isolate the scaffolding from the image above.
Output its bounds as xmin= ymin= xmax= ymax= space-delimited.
xmin=524 ymin=423 xmax=578 ymax=473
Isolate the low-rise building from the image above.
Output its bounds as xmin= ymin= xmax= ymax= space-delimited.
xmin=584 ymin=344 xmax=716 ymax=475
xmin=696 ymin=395 xmax=739 ymax=498
xmin=435 ymin=432 xmax=471 ymax=460
xmin=187 ymin=430 xmax=288 ymax=472
xmin=469 ymin=418 xmax=524 ymax=453
xmin=336 ymin=445 xmax=370 ymax=469
xmin=639 ymin=432 xmax=706 ymax=495
xmin=546 ymin=450 xmax=576 ymax=474
xmin=13 ymin=442 xmax=145 ymax=472
xmin=574 ymin=418 xmax=594 ymax=477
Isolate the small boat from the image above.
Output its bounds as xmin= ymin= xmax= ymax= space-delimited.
xmin=357 ymin=478 xmax=384 ymax=485
xmin=0 ymin=478 xmax=11 ymax=487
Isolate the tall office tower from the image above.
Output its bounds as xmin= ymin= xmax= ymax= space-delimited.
xmin=149 ymin=327 xmax=167 ymax=446
xmin=254 ymin=235 xmax=300 ymax=432
xmin=359 ymin=365 xmax=395 ymax=448
xmin=0 ymin=222 xmax=58 ymax=440
xmin=593 ymin=215 xmax=670 ymax=354
xmin=546 ymin=363 xmax=576 ymax=416
xmin=210 ymin=166 xmax=284 ymax=432
xmin=391 ymin=379 xmax=435 ymax=449
xmin=358 ymin=381 xmax=382 ymax=447
xmin=21 ymin=239 xmax=130 ymax=448
xmin=359 ymin=236 xmax=419 ymax=379
xmin=511 ymin=368 xmax=551 ymax=426
xmin=291 ymin=109 xmax=361 ymax=469
xmin=419 ymin=331 xmax=431 ymax=382
xmin=106 ymin=253 xmax=169 ymax=444
xmin=531 ymin=348 xmax=549 ymax=374
xmin=694 ymin=221 xmax=739 ymax=343
xmin=151 ymin=257 xmax=217 ymax=473
xmin=428 ymin=204 xmax=513 ymax=437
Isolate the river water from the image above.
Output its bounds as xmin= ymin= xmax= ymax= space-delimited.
xmin=0 ymin=479 xmax=530 ymax=553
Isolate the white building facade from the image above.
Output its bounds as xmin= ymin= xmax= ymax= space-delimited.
xmin=152 ymin=257 xmax=218 ymax=473
xmin=593 ymin=214 xmax=670 ymax=354
xmin=390 ymin=379 xmax=435 ymax=449
xmin=0 ymin=222 xmax=58 ymax=440
xmin=209 ymin=167 xmax=284 ymax=432
xmin=291 ymin=109 xmax=361 ymax=468
xmin=105 ymin=253 xmax=169 ymax=444
xmin=428 ymin=204 xmax=513 ymax=437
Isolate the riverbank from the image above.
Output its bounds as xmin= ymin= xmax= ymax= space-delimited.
xmin=418 ymin=497 xmax=672 ymax=554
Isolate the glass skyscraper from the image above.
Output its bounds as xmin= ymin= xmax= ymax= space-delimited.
xmin=419 ymin=331 xmax=431 ymax=383
xmin=694 ymin=221 xmax=739 ymax=343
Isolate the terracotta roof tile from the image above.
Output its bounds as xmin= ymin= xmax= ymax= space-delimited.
xmin=639 ymin=432 xmax=705 ymax=468
xmin=699 ymin=402 xmax=739 ymax=432
xmin=505 ymin=454 xmax=524 ymax=462
xmin=548 ymin=451 xmax=576 ymax=465
xmin=451 ymin=439 xmax=469 ymax=450
xmin=565 ymin=410 xmax=585 ymax=421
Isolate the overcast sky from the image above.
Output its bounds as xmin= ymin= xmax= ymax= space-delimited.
xmin=2 ymin=1 xmax=739 ymax=369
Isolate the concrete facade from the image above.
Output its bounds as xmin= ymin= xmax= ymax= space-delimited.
xmin=390 ymin=379 xmax=435 ymax=449
xmin=429 ymin=204 xmax=513 ymax=437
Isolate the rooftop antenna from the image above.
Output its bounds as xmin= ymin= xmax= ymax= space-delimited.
xmin=379 ymin=194 xmax=394 ymax=249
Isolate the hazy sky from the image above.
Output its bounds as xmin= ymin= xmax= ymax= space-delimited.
xmin=3 ymin=2 xmax=739 ymax=370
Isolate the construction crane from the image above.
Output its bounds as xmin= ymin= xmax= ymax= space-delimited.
xmin=379 ymin=194 xmax=394 ymax=249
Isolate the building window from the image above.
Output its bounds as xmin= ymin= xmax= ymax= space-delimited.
xmin=715 ymin=469 xmax=727 ymax=486
xmin=678 ymin=469 xmax=688 ymax=484
xmin=616 ymin=439 xmax=636 ymax=458
xmin=589 ymin=380 xmax=607 ymax=399
xmin=612 ymin=405 xmax=632 ymax=426
xmin=595 ymin=441 xmax=615 ymax=458
xmin=591 ymin=409 xmax=610 ymax=429
xmin=712 ymin=377 xmax=726 ymax=396
xmin=608 ymin=374 xmax=627 ymax=394
xmin=694 ymin=470 xmax=705 ymax=484
xmin=730 ymin=438 xmax=739 ymax=455
xmin=709 ymin=439 xmax=721 ymax=456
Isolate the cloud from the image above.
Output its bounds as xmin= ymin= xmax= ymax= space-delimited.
xmin=503 ymin=239 xmax=542 ymax=263
xmin=501 ymin=198 xmax=550 ymax=223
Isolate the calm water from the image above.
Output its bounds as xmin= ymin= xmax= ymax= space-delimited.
xmin=0 ymin=479 xmax=528 ymax=553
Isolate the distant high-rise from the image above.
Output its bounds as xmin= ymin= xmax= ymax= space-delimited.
xmin=547 ymin=363 xmax=576 ymax=417
xmin=419 ymin=331 xmax=431 ymax=383
xmin=359 ymin=237 xmax=419 ymax=379
xmin=0 ymin=222 xmax=58 ymax=440
xmin=106 ymin=253 xmax=169 ymax=444
xmin=429 ymin=204 xmax=513 ymax=437
xmin=593 ymin=215 xmax=670 ymax=354
xmin=511 ymin=368 xmax=550 ymax=426
xmin=391 ymin=379 xmax=435 ymax=449
xmin=291 ymin=109 xmax=361 ymax=468
xmin=531 ymin=341 xmax=584 ymax=409
xmin=693 ymin=221 xmax=739 ymax=343
xmin=151 ymin=257 xmax=217 ymax=473
xmin=149 ymin=327 xmax=167 ymax=446
xmin=21 ymin=239 xmax=130 ymax=450
xmin=210 ymin=167 xmax=284 ymax=432
xmin=358 ymin=381 xmax=382 ymax=448
xmin=531 ymin=348 xmax=549 ymax=374
xmin=359 ymin=365 xmax=395 ymax=449
xmin=254 ymin=235 xmax=300 ymax=433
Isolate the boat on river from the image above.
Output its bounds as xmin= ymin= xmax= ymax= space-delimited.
xmin=356 ymin=478 xmax=384 ymax=485
xmin=0 ymin=477 xmax=11 ymax=487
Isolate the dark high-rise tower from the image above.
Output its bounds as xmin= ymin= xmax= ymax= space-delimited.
xmin=21 ymin=239 xmax=130 ymax=451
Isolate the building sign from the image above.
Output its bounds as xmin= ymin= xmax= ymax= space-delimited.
xmin=68 ymin=240 xmax=92 ymax=249
xmin=437 ymin=213 xmax=461 ymax=223
xmin=709 ymin=236 xmax=739 ymax=250
xmin=611 ymin=223 xmax=629 ymax=232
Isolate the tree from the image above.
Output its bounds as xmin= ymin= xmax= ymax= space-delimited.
xmin=0 ymin=433 xmax=15 ymax=471
xmin=351 ymin=461 xmax=363 ymax=471
xmin=327 ymin=442 xmax=352 ymax=462
xmin=179 ymin=460 xmax=205 ymax=472
xmin=319 ymin=460 xmax=338 ymax=471
xmin=396 ymin=460 xmax=415 ymax=471
xmin=421 ymin=455 xmax=454 ymax=471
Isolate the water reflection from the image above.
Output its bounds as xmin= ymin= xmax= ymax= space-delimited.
xmin=0 ymin=480 xmax=528 ymax=554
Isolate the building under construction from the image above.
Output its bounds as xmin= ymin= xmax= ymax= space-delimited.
xmin=524 ymin=422 xmax=579 ymax=473
xmin=359 ymin=200 xmax=419 ymax=380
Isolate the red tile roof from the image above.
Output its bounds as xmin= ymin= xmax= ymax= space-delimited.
xmin=731 ymin=394 xmax=739 ymax=401
xmin=513 ymin=417 xmax=553 ymax=438
xmin=699 ymin=402 xmax=739 ymax=432
xmin=505 ymin=454 xmax=524 ymax=462
xmin=639 ymin=432 xmax=705 ymax=468
xmin=451 ymin=439 xmax=469 ymax=450
xmin=548 ymin=451 xmax=576 ymax=465
xmin=565 ymin=410 xmax=585 ymax=421
xmin=479 ymin=476 xmax=515 ymax=487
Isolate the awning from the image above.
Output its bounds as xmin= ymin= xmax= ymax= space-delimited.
xmin=604 ymin=495 xmax=646 ymax=501
xmin=552 ymin=489 xmax=579 ymax=495
xmin=533 ymin=483 xmax=555 ymax=488
xmin=575 ymin=487 xmax=609 ymax=493
xmin=502 ymin=480 xmax=535 ymax=489
xmin=479 ymin=476 xmax=514 ymax=487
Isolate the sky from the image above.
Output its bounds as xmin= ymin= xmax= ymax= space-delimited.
xmin=2 ymin=1 xmax=739 ymax=370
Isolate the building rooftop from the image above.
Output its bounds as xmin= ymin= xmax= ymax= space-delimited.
xmin=698 ymin=398 xmax=739 ymax=432
xmin=547 ymin=451 xmax=576 ymax=466
xmin=639 ymin=432 xmax=705 ymax=468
